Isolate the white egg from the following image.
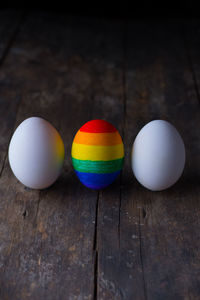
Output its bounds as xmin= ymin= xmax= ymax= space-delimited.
xmin=131 ymin=120 xmax=185 ymax=191
xmin=8 ymin=117 xmax=65 ymax=189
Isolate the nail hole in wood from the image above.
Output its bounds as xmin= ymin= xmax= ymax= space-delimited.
xmin=142 ymin=208 xmax=146 ymax=219
xmin=22 ymin=210 xmax=27 ymax=219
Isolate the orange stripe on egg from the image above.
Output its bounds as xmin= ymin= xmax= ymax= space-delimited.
xmin=73 ymin=130 xmax=123 ymax=146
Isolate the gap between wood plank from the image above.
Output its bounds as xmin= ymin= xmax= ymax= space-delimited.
xmin=118 ymin=174 xmax=122 ymax=248
xmin=138 ymin=209 xmax=148 ymax=300
xmin=0 ymin=94 xmax=22 ymax=179
xmin=124 ymin=21 xmax=148 ymax=299
xmin=0 ymin=11 xmax=27 ymax=67
xmin=0 ymin=12 xmax=27 ymax=179
xmin=182 ymin=23 xmax=200 ymax=105
xmin=118 ymin=21 xmax=128 ymax=249
xmin=0 ymin=153 xmax=7 ymax=178
xmin=93 ymin=251 xmax=98 ymax=300
xmin=35 ymin=191 xmax=42 ymax=224
xmin=122 ymin=21 xmax=128 ymax=137
xmin=93 ymin=191 xmax=100 ymax=300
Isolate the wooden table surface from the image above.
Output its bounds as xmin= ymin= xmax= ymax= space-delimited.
xmin=0 ymin=10 xmax=200 ymax=300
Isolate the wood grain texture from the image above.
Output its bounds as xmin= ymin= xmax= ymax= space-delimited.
xmin=0 ymin=10 xmax=24 ymax=175
xmin=0 ymin=14 xmax=200 ymax=300
xmin=184 ymin=20 xmax=200 ymax=105
xmin=0 ymin=10 xmax=23 ymax=59
xmin=120 ymin=21 xmax=200 ymax=299
xmin=0 ymin=13 xmax=123 ymax=300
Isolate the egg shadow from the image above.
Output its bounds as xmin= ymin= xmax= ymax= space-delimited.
xmin=119 ymin=163 xmax=200 ymax=208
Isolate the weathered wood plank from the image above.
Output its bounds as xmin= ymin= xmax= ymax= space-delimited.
xmin=95 ymin=27 xmax=146 ymax=300
xmin=95 ymin=20 xmax=200 ymax=300
xmin=121 ymin=21 xmax=200 ymax=299
xmin=1 ymin=14 xmax=200 ymax=300
xmin=81 ymin=22 xmax=127 ymax=300
xmin=0 ymin=10 xmax=22 ymax=59
xmin=0 ymin=13 xmax=97 ymax=300
xmin=0 ymin=10 xmax=24 ymax=174
xmin=183 ymin=20 xmax=200 ymax=104
xmin=0 ymin=13 xmax=124 ymax=300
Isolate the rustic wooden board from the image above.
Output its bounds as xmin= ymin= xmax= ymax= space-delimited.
xmin=95 ymin=21 xmax=200 ymax=300
xmin=0 ymin=12 xmax=124 ymax=300
xmin=184 ymin=20 xmax=200 ymax=104
xmin=121 ymin=21 xmax=200 ymax=299
xmin=0 ymin=13 xmax=200 ymax=300
xmin=0 ymin=10 xmax=23 ymax=59
xmin=0 ymin=10 xmax=24 ymax=174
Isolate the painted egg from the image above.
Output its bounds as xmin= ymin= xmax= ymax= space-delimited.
xmin=8 ymin=117 xmax=65 ymax=189
xmin=131 ymin=120 xmax=185 ymax=191
xmin=71 ymin=119 xmax=124 ymax=189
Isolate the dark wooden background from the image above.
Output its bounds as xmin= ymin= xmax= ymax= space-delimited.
xmin=0 ymin=10 xmax=200 ymax=300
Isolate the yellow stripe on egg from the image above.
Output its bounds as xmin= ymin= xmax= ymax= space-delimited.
xmin=71 ymin=143 xmax=124 ymax=161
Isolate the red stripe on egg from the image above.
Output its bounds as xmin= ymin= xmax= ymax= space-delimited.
xmin=80 ymin=119 xmax=117 ymax=133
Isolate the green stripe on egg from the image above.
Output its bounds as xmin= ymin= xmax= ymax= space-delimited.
xmin=72 ymin=157 xmax=124 ymax=174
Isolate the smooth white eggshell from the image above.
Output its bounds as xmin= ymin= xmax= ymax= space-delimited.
xmin=131 ymin=120 xmax=185 ymax=191
xmin=8 ymin=117 xmax=65 ymax=189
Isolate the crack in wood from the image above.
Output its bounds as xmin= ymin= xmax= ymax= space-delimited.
xmin=0 ymin=153 xmax=7 ymax=178
xmin=93 ymin=250 xmax=98 ymax=300
xmin=93 ymin=192 xmax=99 ymax=300
xmin=0 ymin=94 xmax=22 ymax=181
xmin=117 ymin=21 xmax=128 ymax=250
xmin=93 ymin=192 xmax=99 ymax=251
xmin=138 ymin=209 xmax=148 ymax=300
xmin=142 ymin=208 xmax=147 ymax=219
xmin=122 ymin=21 xmax=128 ymax=138
xmin=182 ymin=23 xmax=200 ymax=105
xmin=34 ymin=191 xmax=42 ymax=226
xmin=0 ymin=11 xmax=27 ymax=67
xmin=0 ymin=11 xmax=27 ymax=182
xmin=118 ymin=172 xmax=123 ymax=249
xmin=22 ymin=209 xmax=27 ymax=219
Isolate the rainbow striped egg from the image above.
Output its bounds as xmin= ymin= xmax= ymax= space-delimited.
xmin=71 ymin=120 xmax=124 ymax=190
